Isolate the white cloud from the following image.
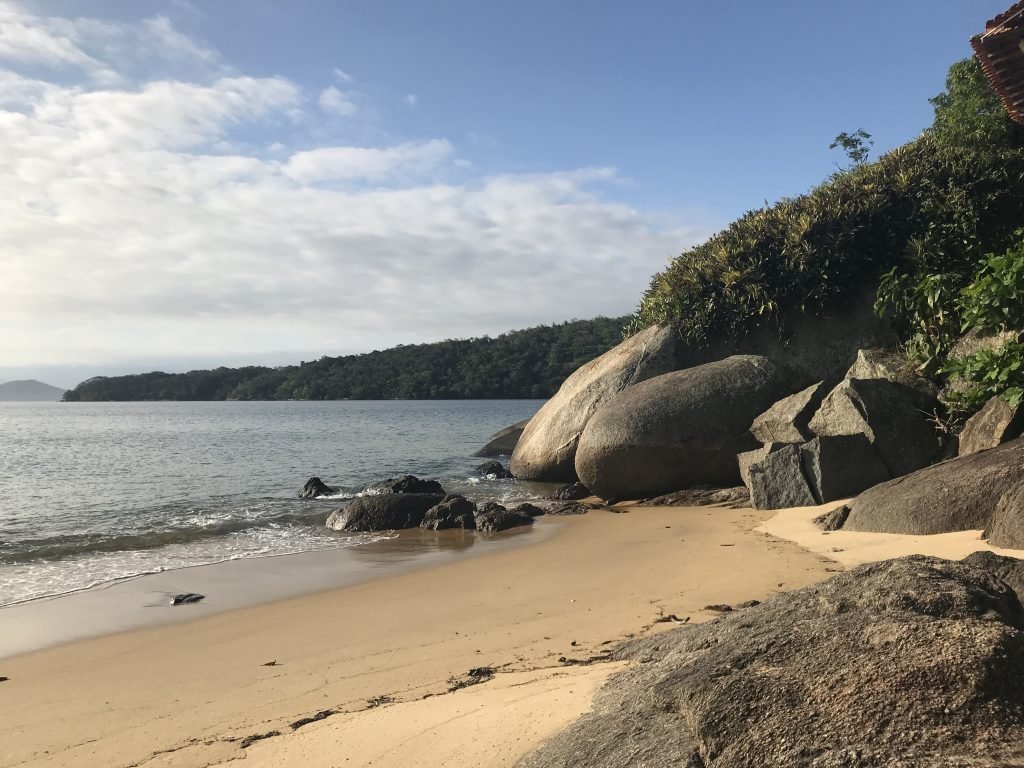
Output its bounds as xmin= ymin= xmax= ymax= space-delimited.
xmin=405 ymin=93 xmax=418 ymax=107
xmin=318 ymin=84 xmax=356 ymax=116
xmin=332 ymin=67 xmax=353 ymax=83
xmin=0 ymin=3 xmax=705 ymax=376
xmin=284 ymin=139 xmax=453 ymax=183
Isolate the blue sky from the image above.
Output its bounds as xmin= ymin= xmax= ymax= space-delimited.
xmin=0 ymin=0 xmax=1010 ymax=387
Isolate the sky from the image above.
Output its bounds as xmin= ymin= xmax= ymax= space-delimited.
xmin=0 ymin=0 xmax=1010 ymax=388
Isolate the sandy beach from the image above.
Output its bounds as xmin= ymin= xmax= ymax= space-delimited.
xmin=4 ymin=498 xmax=1018 ymax=768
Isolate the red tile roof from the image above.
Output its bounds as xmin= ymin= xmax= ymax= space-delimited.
xmin=972 ymin=1 xmax=1024 ymax=124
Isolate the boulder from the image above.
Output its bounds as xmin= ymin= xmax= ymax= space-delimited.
xmin=986 ymin=478 xmax=1024 ymax=549
xmin=835 ymin=437 xmax=1024 ymax=534
xmin=420 ymin=495 xmax=477 ymax=531
xmin=511 ymin=324 xmax=681 ymax=482
xmin=362 ymin=475 xmax=446 ymax=495
xmin=298 ymin=476 xmax=336 ymax=499
xmin=475 ymin=460 xmax=513 ymax=479
xmin=737 ymin=442 xmax=785 ymax=488
xmin=508 ymin=503 xmax=546 ymax=518
xmin=807 ymin=377 xmax=939 ymax=477
xmin=963 ymin=550 xmax=1024 ymax=596
xmin=799 ymin=434 xmax=889 ymax=504
xmin=844 ymin=347 xmax=939 ymax=407
xmin=326 ymin=493 xmax=444 ymax=532
xmin=748 ymin=381 xmax=826 ymax=444
xmin=547 ymin=482 xmax=590 ymax=501
xmin=959 ymin=396 xmax=1024 ymax=457
xmin=747 ymin=444 xmax=816 ymax=510
xmin=473 ymin=419 xmax=530 ymax=457
xmin=475 ymin=508 xmax=535 ymax=533
xmin=519 ymin=556 xmax=1024 ymax=768
xmin=575 ymin=356 xmax=793 ymax=500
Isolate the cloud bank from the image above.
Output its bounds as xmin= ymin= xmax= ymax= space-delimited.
xmin=0 ymin=1 xmax=702 ymax=375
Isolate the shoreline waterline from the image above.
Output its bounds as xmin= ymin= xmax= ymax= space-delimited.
xmin=0 ymin=520 xmax=557 ymax=660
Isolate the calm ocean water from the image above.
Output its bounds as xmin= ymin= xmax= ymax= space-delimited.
xmin=0 ymin=400 xmax=544 ymax=606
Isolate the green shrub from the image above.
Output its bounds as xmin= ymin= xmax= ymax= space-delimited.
xmin=958 ymin=232 xmax=1024 ymax=333
xmin=941 ymin=341 xmax=1024 ymax=410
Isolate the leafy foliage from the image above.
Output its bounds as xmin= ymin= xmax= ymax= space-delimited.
xmin=941 ymin=342 xmax=1024 ymax=411
xmin=62 ymin=317 xmax=627 ymax=401
xmin=874 ymin=268 xmax=959 ymax=371
xmin=627 ymin=59 xmax=1024 ymax=352
xmin=830 ymin=129 xmax=873 ymax=167
xmin=958 ymin=233 xmax=1024 ymax=333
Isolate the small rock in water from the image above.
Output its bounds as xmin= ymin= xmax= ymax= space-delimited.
xmin=475 ymin=460 xmax=513 ymax=479
xmin=170 ymin=593 xmax=205 ymax=606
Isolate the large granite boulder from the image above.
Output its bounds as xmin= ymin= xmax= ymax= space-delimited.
xmin=473 ymin=419 xmax=530 ymax=457
xmin=420 ymin=495 xmax=477 ymax=531
xmin=746 ymin=444 xmax=816 ymax=510
xmin=361 ymin=475 xmax=446 ymax=495
xmin=737 ymin=442 xmax=785 ymax=488
xmin=575 ymin=356 xmax=792 ymax=500
xmin=808 ymin=377 xmax=939 ymax=477
xmin=519 ymin=556 xmax=1024 ymax=768
xmin=831 ymin=437 xmax=1024 ymax=534
xmin=748 ymin=381 xmax=826 ymax=444
xmin=959 ymin=395 xmax=1024 ymax=457
xmin=298 ymin=476 xmax=337 ymax=499
xmin=326 ymin=494 xmax=444 ymax=532
xmin=510 ymin=324 xmax=680 ymax=482
xmin=799 ymin=434 xmax=889 ymax=504
xmin=986 ymin=478 xmax=1024 ymax=550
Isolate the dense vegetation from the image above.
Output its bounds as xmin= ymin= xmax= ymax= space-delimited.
xmin=62 ymin=317 xmax=627 ymax=401
xmin=628 ymin=58 xmax=1024 ymax=412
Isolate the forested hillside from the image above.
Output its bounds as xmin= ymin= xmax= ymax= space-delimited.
xmin=62 ymin=317 xmax=627 ymax=401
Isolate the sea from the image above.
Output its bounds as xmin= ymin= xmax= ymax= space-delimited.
xmin=0 ymin=400 xmax=545 ymax=608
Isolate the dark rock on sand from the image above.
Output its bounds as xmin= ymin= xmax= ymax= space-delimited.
xmin=959 ymin=395 xmax=1024 ymax=457
xmin=476 ymin=501 xmax=507 ymax=516
xmin=508 ymin=503 xmax=546 ymax=518
xmin=814 ymin=504 xmax=850 ymax=531
xmin=299 ymin=476 xmax=337 ymax=499
xmin=170 ymin=593 xmax=205 ymax=606
xmin=518 ymin=556 xmax=1024 ymax=768
xmin=575 ymin=356 xmax=792 ymax=500
xmin=546 ymin=501 xmax=602 ymax=515
xmin=326 ymin=493 xmax=444 ymax=532
xmin=836 ymin=437 xmax=1024 ymax=534
xmin=808 ymin=377 xmax=939 ymax=478
xmin=475 ymin=508 xmax=535 ymax=533
xmin=511 ymin=324 xmax=681 ymax=482
xmin=639 ymin=487 xmax=750 ymax=509
xmin=476 ymin=460 xmax=513 ymax=479
xmin=748 ymin=381 xmax=827 ymax=444
xmin=799 ymin=434 xmax=889 ymax=504
xmin=987 ymin=478 xmax=1024 ymax=549
xmin=473 ymin=419 xmax=530 ymax=458
xmin=362 ymin=475 xmax=446 ymax=495
xmin=420 ymin=495 xmax=477 ymax=531
xmin=547 ymin=482 xmax=591 ymax=501
xmin=746 ymin=444 xmax=816 ymax=510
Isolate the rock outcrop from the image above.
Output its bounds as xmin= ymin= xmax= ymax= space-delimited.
xmin=574 ymin=356 xmax=792 ymax=500
xmin=986 ymin=478 xmax=1024 ymax=549
xmin=475 ymin=506 xmax=535 ymax=533
xmin=326 ymin=494 xmax=444 ymax=532
xmin=748 ymin=381 xmax=826 ymax=444
xmin=519 ymin=556 xmax=1024 ymax=768
xmin=298 ymin=476 xmax=336 ymax=499
xmin=807 ymin=377 xmax=939 ymax=478
xmin=475 ymin=460 xmax=513 ymax=479
xmin=746 ymin=444 xmax=816 ymax=510
xmin=799 ymin=434 xmax=889 ymax=504
xmin=362 ymin=475 xmax=446 ymax=495
xmin=473 ymin=419 xmax=531 ymax=457
xmin=420 ymin=495 xmax=477 ymax=530
xmin=959 ymin=395 xmax=1024 ymax=457
xmin=511 ymin=324 xmax=680 ymax=482
xmin=829 ymin=437 xmax=1024 ymax=534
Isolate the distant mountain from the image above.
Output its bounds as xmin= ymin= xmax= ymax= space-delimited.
xmin=0 ymin=379 xmax=66 ymax=401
